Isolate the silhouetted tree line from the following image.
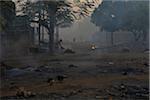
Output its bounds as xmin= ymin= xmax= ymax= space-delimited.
xmin=91 ymin=0 xmax=149 ymax=45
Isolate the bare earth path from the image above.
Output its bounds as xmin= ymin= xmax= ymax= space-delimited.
xmin=0 ymin=43 xmax=149 ymax=100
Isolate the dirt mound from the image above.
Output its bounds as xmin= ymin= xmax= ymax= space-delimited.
xmin=64 ymin=49 xmax=75 ymax=54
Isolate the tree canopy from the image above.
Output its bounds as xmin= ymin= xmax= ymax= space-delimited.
xmin=91 ymin=0 xmax=149 ymax=41
xmin=0 ymin=0 xmax=16 ymax=32
xmin=15 ymin=0 xmax=102 ymax=52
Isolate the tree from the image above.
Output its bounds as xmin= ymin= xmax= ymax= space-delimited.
xmin=0 ymin=0 xmax=16 ymax=32
xmin=123 ymin=1 xmax=149 ymax=41
xmin=91 ymin=0 xmax=149 ymax=44
xmin=91 ymin=1 xmax=127 ymax=45
xmin=16 ymin=0 xmax=102 ymax=53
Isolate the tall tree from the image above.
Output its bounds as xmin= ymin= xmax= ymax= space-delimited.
xmin=123 ymin=1 xmax=149 ymax=41
xmin=0 ymin=0 xmax=16 ymax=32
xmin=91 ymin=0 xmax=149 ymax=44
xmin=16 ymin=0 xmax=102 ymax=53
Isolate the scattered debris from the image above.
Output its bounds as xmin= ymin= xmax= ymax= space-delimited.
xmin=106 ymin=83 xmax=149 ymax=99
xmin=64 ymin=49 xmax=75 ymax=54
xmin=16 ymin=87 xmax=36 ymax=98
xmin=108 ymin=62 xmax=114 ymax=65
xmin=64 ymin=89 xmax=83 ymax=98
xmin=97 ymin=66 xmax=145 ymax=75
xmin=120 ymin=68 xmax=143 ymax=75
xmin=95 ymin=95 xmax=103 ymax=99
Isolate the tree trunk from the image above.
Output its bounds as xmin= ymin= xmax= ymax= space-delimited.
xmin=41 ymin=26 xmax=44 ymax=41
xmin=110 ymin=32 xmax=114 ymax=45
xmin=38 ymin=23 xmax=41 ymax=46
xmin=55 ymin=26 xmax=59 ymax=50
xmin=142 ymin=31 xmax=148 ymax=42
xmin=38 ymin=3 xmax=41 ymax=46
xmin=48 ymin=16 xmax=55 ymax=53
xmin=132 ymin=31 xmax=142 ymax=41
xmin=41 ymin=9 xmax=45 ymax=42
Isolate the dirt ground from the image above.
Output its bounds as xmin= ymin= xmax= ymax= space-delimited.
xmin=0 ymin=42 xmax=149 ymax=100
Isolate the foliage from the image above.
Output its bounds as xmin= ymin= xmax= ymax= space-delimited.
xmin=16 ymin=0 xmax=102 ymax=27
xmin=123 ymin=1 xmax=149 ymax=41
xmin=15 ymin=0 xmax=102 ymax=52
xmin=91 ymin=0 xmax=149 ymax=41
xmin=0 ymin=0 xmax=15 ymax=31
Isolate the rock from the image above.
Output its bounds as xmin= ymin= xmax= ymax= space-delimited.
xmin=64 ymin=49 xmax=75 ymax=54
xmin=68 ymin=64 xmax=78 ymax=68
xmin=95 ymin=95 xmax=103 ymax=99
xmin=91 ymin=45 xmax=96 ymax=50
xmin=108 ymin=62 xmax=114 ymax=65
xmin=122 ymin=71 xmax=128 ymax=75
xmin=16 ymin=87 xmax=36 ymax=98
xmin=16 ymin=87 xmax=26 ymax=97
xmin=26 ymin=91 xmax=36 ymax=97
xmin=120 ymin=84 xmax=125 ymax=89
